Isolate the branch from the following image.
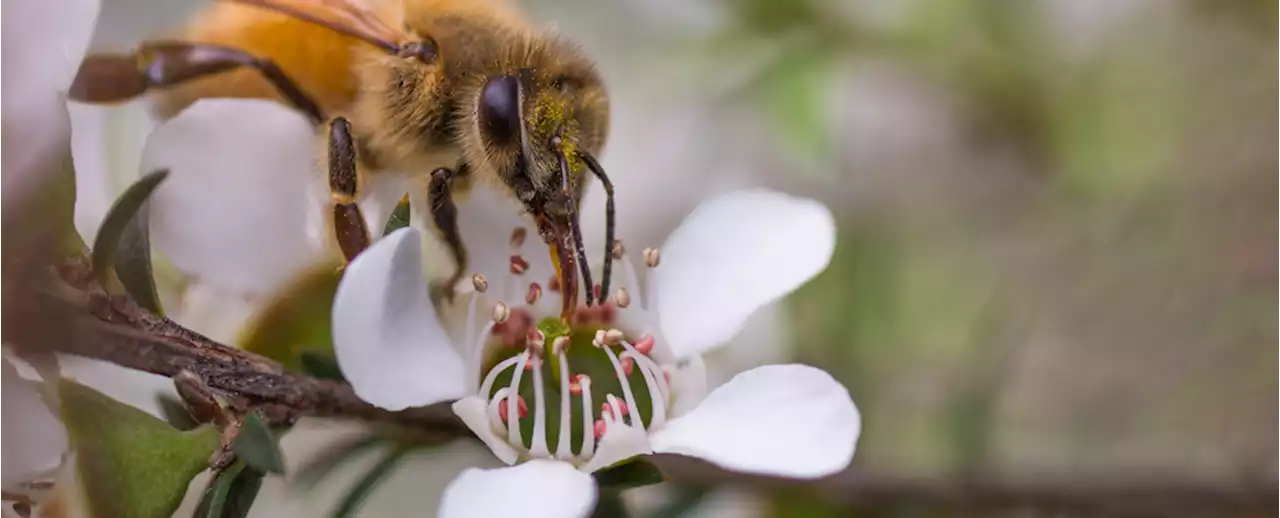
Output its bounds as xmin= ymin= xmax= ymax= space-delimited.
xmin=16 ymin=257 xmax=468 ymax=439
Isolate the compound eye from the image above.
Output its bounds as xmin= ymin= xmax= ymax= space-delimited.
xmin=479 ymin=74 xmax=521 ymax=143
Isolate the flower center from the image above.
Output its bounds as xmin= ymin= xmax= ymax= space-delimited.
xmin=460 ymin=233 xmax=669 ymax=465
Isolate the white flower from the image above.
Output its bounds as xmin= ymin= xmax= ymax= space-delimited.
xmin=2 ymin=0 xmax=99 ymax=206
xmin=331 ymin=189 xmax=860 ymax=517
xmin=2 ymin=357 xmax=67 ymax=490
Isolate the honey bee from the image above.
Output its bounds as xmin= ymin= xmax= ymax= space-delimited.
xmin=69 ymin=0 xmax=617 ymax=317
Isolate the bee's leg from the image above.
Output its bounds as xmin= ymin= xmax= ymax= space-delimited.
xmin=69 ymin=41 xmax=324 ymax=123
xmin=428 ymin=166 xmax=467 ymax=301
xmin=328 ymin=117 xmax=371 ymax=262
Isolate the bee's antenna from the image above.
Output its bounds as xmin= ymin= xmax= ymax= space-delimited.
xmin=577 ymin=150 xmax=614 ymax=307
xmin=553 ymin=138 xmax=595 ymax=307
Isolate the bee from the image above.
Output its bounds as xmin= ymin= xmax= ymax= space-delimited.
xmin=69 ymin=0 xmax=617 ymax=317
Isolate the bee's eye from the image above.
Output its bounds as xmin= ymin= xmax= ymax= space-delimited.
xmin=480 ymin=75 xmax=521 ymax=143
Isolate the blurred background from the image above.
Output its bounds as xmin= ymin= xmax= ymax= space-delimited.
xmin=37 ymin=0 xmax=1280 ymax=516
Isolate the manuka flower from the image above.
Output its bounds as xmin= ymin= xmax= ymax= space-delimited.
xmin=331 ymin=189 xmax=860 ymax=517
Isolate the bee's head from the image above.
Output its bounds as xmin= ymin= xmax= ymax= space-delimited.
xmin=466 ymin=37 xmax=611 ymax=316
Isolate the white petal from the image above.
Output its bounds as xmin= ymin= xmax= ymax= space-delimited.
xmin=2 ymin=0 xmax=98 ymax=207
xmin=667 ymin=354 xmax=707 ymax=418
xmin=332 ymin=228 xmax=465 ymax=410
xmin=169 ymin=283 xmax=259 ymax=345
xmin=69 ymin=100 xmax=155 ymax=243
xmin=649 ymin=364 xmax=859 ymax=479
xmin=143 ymin=99 xmax=329 ymax=297
xmin=451 ymin=396 xmax=519 ymax=465
xmin=2 ymin=357 xmax=67 ymax=486
xmin=1 ymin=0 xmax=97 ymax=97
xmin=439 ymin=460 xmax=596 ymax=518
xmin=580 ymin=424 xmax=652 ymax=473
xmin=653 ymin=190 xmax=835 ymax=358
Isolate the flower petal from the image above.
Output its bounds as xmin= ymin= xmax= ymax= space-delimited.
xmin=1 ymin=0 xmax=98 ymax=97
xmin=580 ymin=423 xmax=652 ymax=473
xmin=439 ymin=460 xmax=597 ymax=518
xmin=451 ymin=396 xmax=519 ymax=465
xmin=649 ymin=364 xmax=859 ymax=479
xmin=332 ymin=228 xmax=465 ymax=410
xmin=2 ymin=357 xmax=68 ymax=486
xmin=667 ymin=354 xmax=708 ymax=418
xmin=1 ymin=0 xmax=98 ymax=207
xmin=69 ymin=100 xmax=155 ymax=244
xmin=653 ymin=189 xmax=835 ymax=358
xmin=143 ymin=99 xmax=329 ymax=297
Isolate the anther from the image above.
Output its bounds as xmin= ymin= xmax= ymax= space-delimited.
xmin=509 ymin=255 xmax=529 ymax=275
xmin=472 ymin=273 xmax=489 ymax=293
xmin=620 ymin=356 xmax=635 ymax=376
xmin=604 ymin=328 xmax=625 ymax=345
xmin=498 ymin=396 xmax=529 ymax=422
xmin=592 ymin=329 xmax=607 ymax=348
xmin=510 ymin=227 xmax=527 ymax=248
xmin=593 ymin=419 xmax=607 ymax=440
xmin=613 ymin=288 xmax=631 ymax=308
xmin=633 ymin=334 xmax=655 ymax=355
xmin=552 ymin=336 xmax=570 ymax=356
xmin=547 ymin=275 xmax=561 ymax=292
xmin=643 ymin=247 xmax=661 ymax=268
xmin=525 ymin=282 xmax=542 ymax=305
xmin=611 ymin=239 xmax=626 ymax=260
xmin=492 ymin=302 xmax=510 ymax=324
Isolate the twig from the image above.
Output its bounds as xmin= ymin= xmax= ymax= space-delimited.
xmin=16 ymin=256 xmax=468 ymax=438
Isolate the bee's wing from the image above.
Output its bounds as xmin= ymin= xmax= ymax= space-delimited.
xmin=224 ymin=0 xmax=410 ymax=52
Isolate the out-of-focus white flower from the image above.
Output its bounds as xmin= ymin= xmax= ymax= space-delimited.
xmin=331 ymin=189 xmax=859 ymax=517
xmin=2 ymin=357 xmax=67 ymax=490
xmin=1 ymin=0 xmax=100 ymax=206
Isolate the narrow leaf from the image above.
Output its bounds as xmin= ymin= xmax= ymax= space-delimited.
xmin=332 ymin=447 xmax=409 ymax=518
xmin=381 ymin=194 xmax=411 ymax=236
xmin=591 ymin=458 xmax=665 ymax=490
xmin=233 ymin=412 xmax=286 ymax=475
xmin=58 ymin=379 xmax=218 ymax=518
xmin=91 ymin=169 xmax=168 ymax=314
xmin=295 ymin=435 xmax=382 ymax=489
xmin=194 ymin=461 xmax=244 ymax=518
xmin=194 ymin=461 xmax=266 ymax=518
xmin=222 ymin=465 xmax=265 ymax=518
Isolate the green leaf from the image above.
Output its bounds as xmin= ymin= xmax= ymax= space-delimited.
xmin=332 ymin=447 xmax=410 ymax=518
xmin=194 ymin=461 xmax=265 ymax=518
xmin=298 ymin=350 xmax=345 ymax=382
xmin=91 ymin=169 xmax=168 ymax=314
xmin=295 ymin=435 xmax=382 ymax=489
xmin=381 ymin=194 xmax=411 ymax=236
xmin=58 ymin=379 xmax=218 ymax=518
xmin=591 ymin=458 xmax=665 ymax=490
xmin=157 ymin=395 xmax=199 ymax=431
xmin=233 ymin=412 xmax=286 ymax=475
